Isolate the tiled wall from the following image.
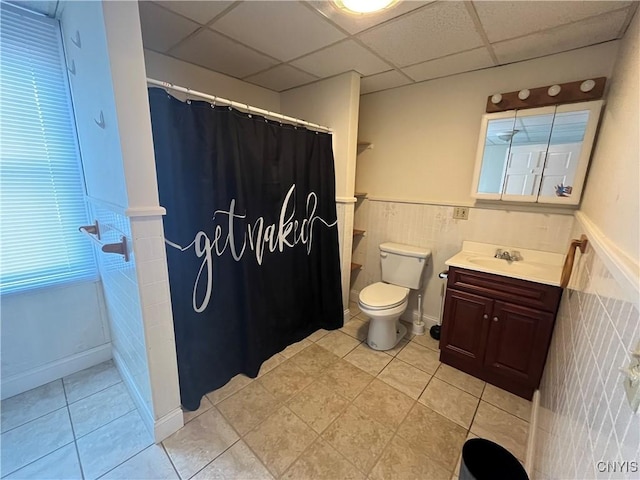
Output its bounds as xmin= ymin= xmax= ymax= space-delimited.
xmin=534 ymin=220 xmax=640 ymax=479
xmin=352 ymin=199 xmax=575 ymax=321
xmin=129 ymin=216 xmax=181 ymax=422
xmin=91 ymin=203 xmax=182 ymax=440
xmin=91 ymin=204 xmax=154 ymax=419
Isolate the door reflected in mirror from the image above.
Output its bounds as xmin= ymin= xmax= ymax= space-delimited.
xmin=539 ymin=110 xmax=589 ymax=199
xmin=503 ymin=111 xmax=554 ymax=197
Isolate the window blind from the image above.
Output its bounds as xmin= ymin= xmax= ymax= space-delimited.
xmin=0 ymin=3 xmax=97 ymax=294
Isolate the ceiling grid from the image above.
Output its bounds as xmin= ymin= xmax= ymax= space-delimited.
xmin=137 ymin=0 xmax=637 ymax=94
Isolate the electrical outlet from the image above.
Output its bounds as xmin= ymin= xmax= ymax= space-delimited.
xmin=453 ymin=207 xmax=469 ymax=220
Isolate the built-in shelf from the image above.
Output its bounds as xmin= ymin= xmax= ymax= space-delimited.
xmin=352 ymin=144 xmax=370 ymax=282
xmin=357 ymin=142 xmax=373 ymax=155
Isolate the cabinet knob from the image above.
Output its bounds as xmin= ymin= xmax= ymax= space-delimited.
xmin=493 ymin=316 xmax=499 ymax=322
xmin=483 ymin=314 xmax=489 ymax=320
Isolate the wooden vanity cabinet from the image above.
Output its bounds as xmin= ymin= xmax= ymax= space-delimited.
xmin=439 ymin=266 xmax=562 ymax=400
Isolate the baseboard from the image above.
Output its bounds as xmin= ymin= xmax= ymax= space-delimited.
xmin=112 ymin=349 xmax=155 ymax=439
xmin=153 ymin=408 xmax=184 ymax=443
xmin=112 ymin=349 xmax=183 ymax=443
xmin=344 ymin=309 xmax=350 ymax=323
xmin=1 ymin=343 xmax=112 ymax=400
xmin=525 ymin=389 xmax=540 ymax=476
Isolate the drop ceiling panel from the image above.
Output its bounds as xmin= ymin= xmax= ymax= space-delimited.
xmin=137 ymin=1 xmax=635 ymax=95
xmin=361 ymin=70 xmax=412 ymax=95
xmin=358 ymin=2 xmax=484 ymax=67
xmin=403 ymin=48 xmax=494 ymax=82
xmin=170 ymin=29 xmax=279 ymax=79
xmin=153 ymin=1 xmax=234 ymax=24
xmin=291 ymin=40 xmax=391 ymax=78
xmin=493 ymin=9 xmax=629 ymax=64
xmin=211 ymin=1 xmax=346 ymax=61
xmin=245 ymin=65 xmax=318 ymax=92
xmin=138 ymin=2 xmax=200 ymax=53
xmin=306 ymin=0 xmax=432 ymax=34
xmin=475 ymin=0 xmax=633 ymax=43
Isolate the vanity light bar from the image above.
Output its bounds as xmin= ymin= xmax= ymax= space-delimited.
xmin=485 ymin=77 xmax=606 ymax=113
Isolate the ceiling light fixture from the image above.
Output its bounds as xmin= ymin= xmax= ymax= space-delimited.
xmin=497 ymin=130 xmax=520 ymax=142
xmin=333 ymin=0 xmax=398 ymax=15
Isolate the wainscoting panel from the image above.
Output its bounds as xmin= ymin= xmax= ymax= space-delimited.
xmin=352 ymin=200 xmax=575 ymax=321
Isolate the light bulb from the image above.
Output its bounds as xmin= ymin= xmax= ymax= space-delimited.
xmin=518 ymin=89 xmax=530 ymax=100
xmin=548 ymin=85 xmax=561 ymax=97
xmin=491 ymin=94 xmax=502 ymax=104
xmin=580 ymin=79 xmax=595 ymax=92
xmin=334 ymin=0 xmax=397 ymax=14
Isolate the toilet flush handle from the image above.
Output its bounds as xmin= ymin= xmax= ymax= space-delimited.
xmin=380 ymin=252 xmax=388 ymax=258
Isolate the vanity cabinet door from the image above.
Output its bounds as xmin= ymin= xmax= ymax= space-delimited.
xmin=483 ymin=301 xmax=555 ymax=396
xmin=439 ymin=289 xmax=492 ymax=374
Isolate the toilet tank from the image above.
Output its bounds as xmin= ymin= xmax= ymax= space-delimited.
xmin=380 ymin=242 xmax=431 ymax=289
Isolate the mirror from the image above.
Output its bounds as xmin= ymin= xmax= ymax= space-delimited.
xmin=471 ymin=100 xmax=602 ymax=205
xmin=538 ymin=109 xmax=590 ymax=200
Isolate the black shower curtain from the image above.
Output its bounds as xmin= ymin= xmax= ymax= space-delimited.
xmin=148 ymin=88 xmax=343 ymax=410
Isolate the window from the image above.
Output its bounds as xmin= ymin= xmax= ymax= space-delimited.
xmin=0 ymin=3 xmax=96 ymax=294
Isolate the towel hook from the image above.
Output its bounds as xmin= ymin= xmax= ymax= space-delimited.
xmin=78 ymin=221 xmax=100 ymax=240
xmin=67 ymin=59 xmax=76 ymax=76
xmin=94 ymin=110 xmax=105 ymax=129
xmin=560 ymin=234 xmax=588 ymax=288
xmin=70 ymin=30 xmax=81 ymax=48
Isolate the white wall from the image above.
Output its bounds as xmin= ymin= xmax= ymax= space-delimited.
xmin=60 ymin=1 xmax=128 ymax=209
xmin=534 ymin=13 xmax=640 ymax=479
xmin=59 ymin=0 xmax=182 ymax=442
xmin=357 ymin=42 xmax=620 ymax=205
xmin=281 ymin=72 xmax=362 ymax=312
xmin=0 ymin=281 xmax=110 ymax=399
xmin=102 ymin=5 xmax=161 ymax=211
xmin=580 ymin=16 xmax=639 ymax=265
xmin=144 ymin=50 xmax=280 ymax=112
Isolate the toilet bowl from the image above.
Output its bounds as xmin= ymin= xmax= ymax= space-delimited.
xmin=359 ymin=282 xmax=409 ymax=351
xmin=357 ymin=242 xmax=431 ymax=351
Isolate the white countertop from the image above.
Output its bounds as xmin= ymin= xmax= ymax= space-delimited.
xmin=445 ymin=241 xmax=565 ymax=287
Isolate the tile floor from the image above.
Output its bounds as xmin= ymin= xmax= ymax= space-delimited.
xmin=1 ymin=304 xmax=532 ymax=480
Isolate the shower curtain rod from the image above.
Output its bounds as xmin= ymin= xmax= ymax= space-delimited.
xmin=147 ymin=78 xmax=332 ymax=133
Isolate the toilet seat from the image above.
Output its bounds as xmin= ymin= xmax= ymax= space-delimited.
xmin=359 ymin=282 xmax=409 ymax=310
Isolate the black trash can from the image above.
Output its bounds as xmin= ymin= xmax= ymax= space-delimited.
xmin=459 ymin=438 xmax=529 ymax=480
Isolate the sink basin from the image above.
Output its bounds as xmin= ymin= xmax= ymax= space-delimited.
xmin=467 ymin=257 xmax=545 ymax=276
xmin=445 ymin=241 xmax=565 ymax=286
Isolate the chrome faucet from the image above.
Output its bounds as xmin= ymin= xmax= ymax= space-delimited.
xmin=494 ymin=249 xmax=522 ymax=262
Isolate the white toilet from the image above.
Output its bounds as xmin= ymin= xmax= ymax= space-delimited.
xmin=358 ymin=242 xmax=431 ymax=351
